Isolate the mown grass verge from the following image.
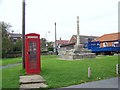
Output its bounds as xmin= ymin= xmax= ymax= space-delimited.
xmin=41 ymin=55 xmax=118 ymax=88
xmin=1 ymin=57 xmax=22 ymax=66
xmin=2 ymin=55 xmax=118 ymax=89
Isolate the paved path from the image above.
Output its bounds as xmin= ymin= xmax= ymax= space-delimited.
xmin=0 ymin=63 xmax=21 ymax=68
xmin=64 ymin=77 xmax=119 ymax=88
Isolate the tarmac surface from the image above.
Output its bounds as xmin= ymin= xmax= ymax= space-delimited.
xmin=65 ymin=77 xmax=119 ymax=88
xmin=51 ymin=77 xmax=119 ymax=90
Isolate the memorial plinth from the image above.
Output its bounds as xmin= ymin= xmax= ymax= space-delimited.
xmin=59 ymin=47 xmax=96 ymax=60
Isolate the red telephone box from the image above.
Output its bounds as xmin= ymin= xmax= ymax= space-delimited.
xmin=25 ymin=33 xmax=41 ymax=74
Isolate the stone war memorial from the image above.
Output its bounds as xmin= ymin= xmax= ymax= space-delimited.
xmin=59 ymin=16 xmax=96 ymax=60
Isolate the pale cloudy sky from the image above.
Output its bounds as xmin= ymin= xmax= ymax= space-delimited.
xmin=0 ymin=0 xmax=119 ymax=41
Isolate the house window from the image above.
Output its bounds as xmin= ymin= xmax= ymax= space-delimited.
xmin=13 ymin=38 xmax=17 ymax=44
xmin=103 ymin=42 xmax=108 ymax=47
xmin=113 ymin=41 xmax=119 ymax=47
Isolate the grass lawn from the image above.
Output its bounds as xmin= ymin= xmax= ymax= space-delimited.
xmin=2 ymin=55 xmax=118 ymax=89
xmin=0 ymin=57 xmax=22 ymax=66
xmin=0 ymin=68 xmax=2 ymax=89
xmin=2 ymin=65 xmax=21 ymax=88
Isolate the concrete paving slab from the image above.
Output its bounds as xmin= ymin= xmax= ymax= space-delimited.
xmin=19 ymin=75 xmax=48 ymax=89
xmin=20 ymin=75 xmax=46 ymax=84
xmin=20 ymin=83 xmax=48 ymax=88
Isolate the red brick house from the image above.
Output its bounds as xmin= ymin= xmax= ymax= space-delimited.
xmin=56 ymin=39 xmax=69 ymax=48
xmin=60 ymin=35 xmax=98 ymax=49
xmin=95 ymin=32 xmax=120 ymax=47
xmin=70 ymin=35 xmax=98 ymax=44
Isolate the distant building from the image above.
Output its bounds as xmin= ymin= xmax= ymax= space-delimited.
xmin=8 ymin=33 xmax=22 ymax=43
xmin=70 ymin=35 xmax=99 ymax=44
xmin=95 ymin=32 xmax=120 ymax=47
xmin=56 ymin=39 xmax=69 ymax=48
xmin=40 ymin=38 xmax=47 ymax=51
xmin=60 ymin=35 xmax=98 ymax=50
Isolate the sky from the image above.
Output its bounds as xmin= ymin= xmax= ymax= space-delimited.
xmin=0 ymin=0 xmax=119 ymax=41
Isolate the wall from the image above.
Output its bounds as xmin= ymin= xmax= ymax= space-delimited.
xmin=100 ymin=41 xmax=114 ymax=47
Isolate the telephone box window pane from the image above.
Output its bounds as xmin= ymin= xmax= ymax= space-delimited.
xmin=29 ymin=41 xmax=37 ymax=69
xmin=29 ymin=42 xmax=37 ymax=52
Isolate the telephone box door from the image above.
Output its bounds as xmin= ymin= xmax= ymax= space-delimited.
xmin=25 ymin=33 xmax=40 ymax=74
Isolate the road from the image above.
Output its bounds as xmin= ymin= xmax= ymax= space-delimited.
xmin=50 ymin=77 xmax=119 ymax=90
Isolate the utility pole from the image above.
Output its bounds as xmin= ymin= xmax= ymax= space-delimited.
xmin=22 ymin=0 xmax=25 ymax=69
xmin=54 ymin=22 xmax=57 ymax=54
xmin=118 ymin=1 xmax=120 ymax=84
xmin=76 ymin=16 xmax=80 ymax=45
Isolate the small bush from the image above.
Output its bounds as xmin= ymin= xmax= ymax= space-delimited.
xmin=3 ymin=51 xmax=22 ymax=58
